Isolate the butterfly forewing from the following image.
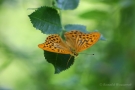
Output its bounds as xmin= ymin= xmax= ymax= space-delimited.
xmin=38 ymin=34 xmax=71 ymax=54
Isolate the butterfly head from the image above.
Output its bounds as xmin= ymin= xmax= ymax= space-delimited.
xmin=73 ymin=52 xmax=78 ymax=56
xmin=71 ymin=50 xmax=78 ymax=56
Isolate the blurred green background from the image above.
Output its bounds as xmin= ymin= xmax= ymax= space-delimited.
xmin=0 ymin=0 xmax=135 ymax=90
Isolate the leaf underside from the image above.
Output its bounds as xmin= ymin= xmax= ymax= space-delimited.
xmin=44 ymin=51 xmax=75 ymax=74
xmin=64 ymin=24 xmax=88 ymax=33
xmin=55 ymin=0 xmax=80 ymax=10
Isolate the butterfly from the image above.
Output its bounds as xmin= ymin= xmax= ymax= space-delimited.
xmin=38 ymin=30 xmax=101 ymax=56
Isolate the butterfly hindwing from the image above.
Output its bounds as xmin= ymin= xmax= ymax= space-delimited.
xmin=38 ymin=34 xmax=71 ymax=54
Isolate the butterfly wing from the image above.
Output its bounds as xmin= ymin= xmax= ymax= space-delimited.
xmin=64 ymin=30 xmax=84 ymax=50
xmin=38 ymin=34 xmax=72 ymax=54
xmin=76 ymin=32 xmax=101 ymax=52
xmin=64 ymin=30 xmax=100 ymax=53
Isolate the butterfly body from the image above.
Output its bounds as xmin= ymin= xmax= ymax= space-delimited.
xmin=38 ymin=30 xmax=100 ymax=56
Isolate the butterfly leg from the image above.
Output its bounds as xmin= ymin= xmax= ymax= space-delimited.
xmin=66 ymin=55 xmax=73 ymax=67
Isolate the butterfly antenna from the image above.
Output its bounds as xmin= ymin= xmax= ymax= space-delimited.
xmin=66 ymin=56 xmax=72 ymax=67
xmin=80 ymin=53 xmax=94 ymax=55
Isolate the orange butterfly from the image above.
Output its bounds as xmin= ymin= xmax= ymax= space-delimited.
xmin=38 ymin=30 xmax=100 ymax=56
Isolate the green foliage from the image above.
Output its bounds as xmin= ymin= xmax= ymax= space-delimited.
xmin=1 ymin=0 xmax=135 ymax=90
xmin=79 ymin=10 xmax=109 ymax=20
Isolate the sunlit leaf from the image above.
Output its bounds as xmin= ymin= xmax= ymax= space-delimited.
xmin=79 ymin=10 xmax=109 ymax=20
xmin=29 ymin=6 xmax=62 ymax=34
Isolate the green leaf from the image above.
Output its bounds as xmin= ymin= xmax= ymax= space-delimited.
xmin=86 ymin=0 xmax=119 ymax=4
xmin=64 ymin=24 xmax=88 ymax=33
xmin=101 ymin=0 xmax=119 ymax=4
xmin=29 ymin=6 xmax=62 ymax=34
xmin=44 ymin=51 xmax=75 ymax=74
xmin=55 ymin=0 xmax=80 ymax=10
xmin=79 ymin=10 xmax=109 ymax=20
